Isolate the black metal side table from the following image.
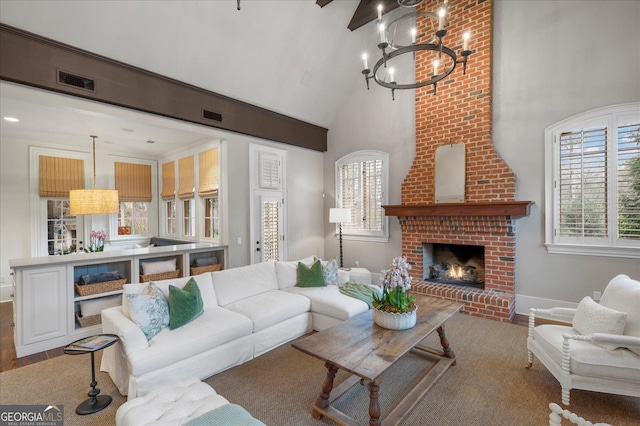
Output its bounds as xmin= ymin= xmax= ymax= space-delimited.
xmin=63 ymin=334 xmax=119 ymax=415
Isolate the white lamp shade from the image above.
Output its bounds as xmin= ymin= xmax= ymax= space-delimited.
xmin=329 ymin=208 xmax=351 ymax=224
xmin=69 ymin=189 xmax=119 ymax=215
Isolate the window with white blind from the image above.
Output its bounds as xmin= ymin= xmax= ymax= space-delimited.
xmin=335 ymin=150 xmax=389 ymax=242
xmin=545 ymin=102 xmax=640 ymax=258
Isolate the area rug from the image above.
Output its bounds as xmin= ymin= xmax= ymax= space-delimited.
xmin=1 ymin=313 xmax=638 ymax=425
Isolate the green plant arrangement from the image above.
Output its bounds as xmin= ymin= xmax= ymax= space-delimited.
xmin=373 ymin=256 xmax=416 ymax=314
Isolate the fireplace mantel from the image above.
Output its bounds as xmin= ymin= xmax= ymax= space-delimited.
xmin=382 ymin=201 xmax=533 ymax=218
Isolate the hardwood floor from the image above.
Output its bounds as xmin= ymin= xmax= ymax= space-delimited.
xmin=0 ymin=301 xmax=65 ymax=372
xmin=0 ymin=300 xmax=551 ymax=373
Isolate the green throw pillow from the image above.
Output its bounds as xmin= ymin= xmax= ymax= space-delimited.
xmin=297 ymin=260 xmax=326 ymax=287
xmin=168 ymin=278 xmax=204 ymax=330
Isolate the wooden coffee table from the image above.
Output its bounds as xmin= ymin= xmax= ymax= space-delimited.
xmin=292 ymin=294 xmax=463 ymax=426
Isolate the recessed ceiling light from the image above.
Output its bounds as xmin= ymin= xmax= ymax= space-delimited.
xmin=122 ymin=128 xmax=135 ymax=132
xmin=146 ymin=140 xmax=156 ymax=144
xmin=3 ymin=117 xmax=19 ymax=122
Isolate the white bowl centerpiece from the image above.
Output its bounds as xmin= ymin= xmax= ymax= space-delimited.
xmin=373 ymin=256 xmax=417 ymax=330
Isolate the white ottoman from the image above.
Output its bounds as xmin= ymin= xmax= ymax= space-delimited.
xmin=115 ymin=377 xmax=230 ymax=426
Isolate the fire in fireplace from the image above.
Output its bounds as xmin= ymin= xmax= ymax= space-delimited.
xmin=423 ymin=243 xmax=485 ymax=289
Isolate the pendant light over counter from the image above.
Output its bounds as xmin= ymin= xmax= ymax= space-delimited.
xmin=69 ymin=135 xmax=119 ymax=215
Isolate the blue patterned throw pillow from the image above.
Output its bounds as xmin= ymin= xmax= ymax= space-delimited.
xmin=125 ymin=282 xmax=170 ymax=340
xmin=321 ymin=258 xmax=340 ymax=285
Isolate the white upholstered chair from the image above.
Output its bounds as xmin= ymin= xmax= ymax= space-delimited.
xmin=548 ymin=403 xmax=611 ymax=426
xmin=526 ymin=274 xmax=640 ymax=405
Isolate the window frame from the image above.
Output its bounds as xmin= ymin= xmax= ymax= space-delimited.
xmin=108 ymin=156 xmax=157 ymax=241
xmin=203 ymin=196 xmax=219 ymax=240
xmin=164 ymin=200 xmax=176 ymax=236
xmin=335 ymin=150 xmax=389 ymax=243
xmin=30 ymin=146 xmax=91 ymax=257
xmin=182 ymin=198 xmax=195 ymax=238
xmin=544 ymin=102 xmax=640 ymax=259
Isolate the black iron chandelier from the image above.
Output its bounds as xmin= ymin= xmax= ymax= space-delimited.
xmin=361 ymin=0 xmax=472 ymax=100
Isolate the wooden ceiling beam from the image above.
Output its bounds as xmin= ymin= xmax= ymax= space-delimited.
xmin=315 ymin=0 xmax=334 ymax=8
xmin=347 ymin=0 xmax=400 ymax=32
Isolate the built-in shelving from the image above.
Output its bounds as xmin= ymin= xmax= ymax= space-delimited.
xmin=9 ymin=243 xmax=227 ymax=357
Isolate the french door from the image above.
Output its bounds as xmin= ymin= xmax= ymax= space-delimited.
xmin=254 ymin=193 xmax=283 ymax=263
xmin=250 ymin=144 xmax=287 ymax=264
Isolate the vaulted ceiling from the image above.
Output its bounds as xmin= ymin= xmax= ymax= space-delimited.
xmin=0 ymin=0 xmax=405 ymax=156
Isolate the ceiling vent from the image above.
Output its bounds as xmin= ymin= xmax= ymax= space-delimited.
xmin=202 ymin=109 xmax=222 ymax=122
xmin=57 ymin=70 xmax=95 ymax=92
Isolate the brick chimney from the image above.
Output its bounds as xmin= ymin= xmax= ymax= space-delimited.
xmin=384 ymin=0 xmax=531 ymax=322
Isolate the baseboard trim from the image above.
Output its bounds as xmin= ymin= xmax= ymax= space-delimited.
xmin=515 ymin=294 xmax=577 ymax=320
xmin=0 ymin=285 xmax=12 ymax=303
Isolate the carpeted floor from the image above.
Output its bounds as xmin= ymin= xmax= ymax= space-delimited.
xmin=1 ymin=312 xmax=638 ymax=425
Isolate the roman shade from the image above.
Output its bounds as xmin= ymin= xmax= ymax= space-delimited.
xmin=178 ymin=156 xmax=195 ymax=199
xmin=198 ymin=148 xmax=219 ymax=197
xmin=115 ymin=162 xmax=152 ymax=202
xmin=161 ymin=161 xmax=176 ymax=200
xmin=39 ymin=155 xmax=85 ymax=197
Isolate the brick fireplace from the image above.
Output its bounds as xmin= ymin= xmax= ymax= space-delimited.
xmin=383 ymin=0 xmax=532 ymax=322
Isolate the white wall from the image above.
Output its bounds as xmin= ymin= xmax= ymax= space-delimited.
xmin=224 ymin=133 xmax=324 ymax=268
xmin=323 ymin=13 xmax=416 ymax=274
xmin=493 ymin=0 xmax=640 ymax=312
xmin=0 ymin=137 xmax=30 ymax=300
xmin=325 ymin=0 xmax=640 ymax=310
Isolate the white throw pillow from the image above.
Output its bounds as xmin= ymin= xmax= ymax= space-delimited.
xmin=600 ymin=274 xmax=640 ymax=356
xmin=141 ymin=259 xmax=176 ymax=275
xmin=572 ymin=296 xmax=627 ymax=350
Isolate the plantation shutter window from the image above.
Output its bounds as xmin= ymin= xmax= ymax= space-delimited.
xmin=161 ymin=161 xmax=176 ymax=200
xmin=259 ymin=152 xmax=282 ymax=190
xmin=262 ymin=200 xmax=280 ymax=261
xmin=617 ymin=122 xmax=640 ymax=240
xmin=198 ymin=148 xmax=219 ymax=196
xmin=362 ymin=159 xmax=383 ymax=231
xmin=39 ymin=156 xmax=85 ymax=197
xmin=115 ymin=162 xmax=152 ymax=202
xmin=339 ymin=163 xmax=359 ymax=232
xmin=557 ymin=128 xmax=608 ymax=240
xmin=545 ymin=103 xmax=640 ymax=257
xmin=178 ymin=156 xmax=195 ymax=199
xmin=335 ymin=150 xmax=389 ymax=242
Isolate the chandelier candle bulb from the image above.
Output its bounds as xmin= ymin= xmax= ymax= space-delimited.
xmin=389 ymin=67 xmax=395 ymax=83
xmin=463 ymin=31 xmax=470 ymax=51
xmin=438 ymin=8 xmax=446 ymax=31
xmin=379 ymin=23 xmax=385 ymax=43
xmin=377 ymin=4 xmax=382 ymax=21
xmin=433 ymin=59 xmax=440 ymax=75
xmin=362 ymin=53 xmax=368 ymax=70
xmin=411 ymin=27 xmax=417 ymax=44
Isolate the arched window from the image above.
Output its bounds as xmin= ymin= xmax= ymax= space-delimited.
xmin=545 ymin=102 xmax=640 ymax=258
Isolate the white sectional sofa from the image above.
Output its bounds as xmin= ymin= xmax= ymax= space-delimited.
xmin=101 ymin=258 xmax=375 ymax=398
